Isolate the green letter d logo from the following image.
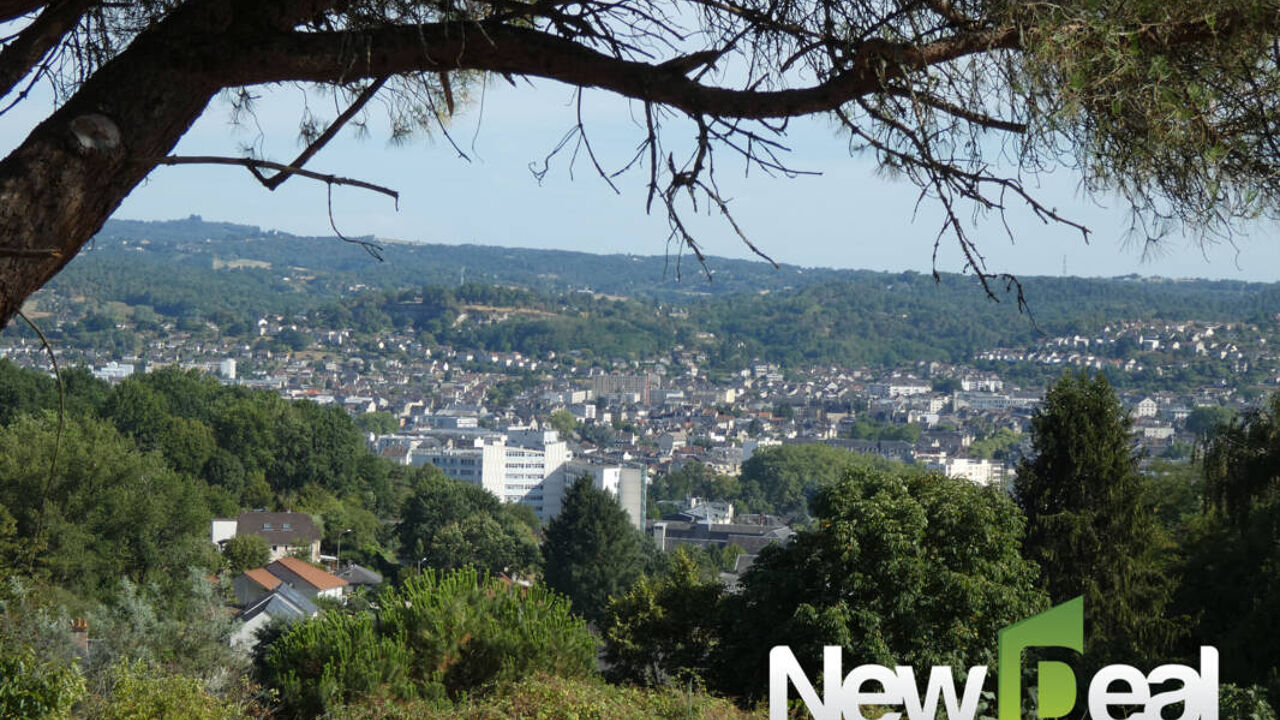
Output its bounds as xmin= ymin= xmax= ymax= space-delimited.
xmin=997 ymin=597 xmax=1084 ymax=720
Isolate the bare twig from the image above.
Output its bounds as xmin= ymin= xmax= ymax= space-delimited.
xmin=327 ymin=183 xmax=385 ymax=260
xmin=153 ymin=155 xmax=400 ymax=202
xmin=0 ymin=0 xmax=93 ymax=100
xmin=883 ymin=85 xmax=1027 ymax=133
xmin=262 ymin=76 xmax=388 ymax=190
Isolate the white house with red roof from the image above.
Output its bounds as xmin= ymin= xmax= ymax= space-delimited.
xmin=233 ymin=556 xmax=349 ymax=605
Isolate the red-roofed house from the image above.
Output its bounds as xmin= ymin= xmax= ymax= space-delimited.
xmin=233 ymin=567 xmax=283 ymax=605
xmin=263 ymin=557 xmax=348 ymax=600
xmin=233 ymin=556 xmax=349 ymax=606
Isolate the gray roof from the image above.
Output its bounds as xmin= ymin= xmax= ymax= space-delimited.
xmin=237 ymin=511 xmax=319 ymax=547
xmin=336 ymin=564 xmax=384 ymax=586
xmin=239 ymin=584 xmax=317 ymax=625
xmin=653 ymin=521 xmax=793 ymax=555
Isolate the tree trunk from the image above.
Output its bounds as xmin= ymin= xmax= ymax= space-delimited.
xmin=0 ymin=1 xmax=299 ymax=327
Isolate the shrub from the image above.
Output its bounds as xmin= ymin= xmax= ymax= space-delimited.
xmin=320 ymin=673 xmax=763 ymax=720
xmin=260 ymin=567 xmax=596 ymax=718
xmin=83 ymin=660 xmax=245 ymax=720
xmin=0 ymin=643 xmax=84 ymax=720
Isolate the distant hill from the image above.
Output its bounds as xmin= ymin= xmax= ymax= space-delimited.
xmin=87 ymin=216 xmax=848 ymax=300
xmin=37 ymin=216 xmax=1280 ymax=384
xmin=77 ymin=215 xmax=1280 ymax=322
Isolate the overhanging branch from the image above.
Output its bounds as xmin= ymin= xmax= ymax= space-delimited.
xmin=153 ymin=155 xmax=400 ymax=202
xmin=222 ymin=22 xmax=1021 ymax=120
xmin=263 ymin=76 xmax=388 ymax=190
xmin=0 ymin=0 xmax=48 ymax=24
xmin=0 ymin=0 xmax=93 ymax=100
xmin=883 ymin=85 xmax=1026 ymax=133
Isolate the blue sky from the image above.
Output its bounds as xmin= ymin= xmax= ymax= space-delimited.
xmin=5 ymin=77 xmax=1280 ymax=280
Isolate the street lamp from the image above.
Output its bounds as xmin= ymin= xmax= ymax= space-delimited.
xmin=336 ymin=528 xmax=352 ymax=568
xmin=417 ymin=556 xmax=429 ymax=573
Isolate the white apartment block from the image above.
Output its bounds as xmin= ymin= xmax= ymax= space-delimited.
xmin=409 ymin=428 xmax=570 ymax=521
xmin=926 ymin=457 xmax=1011 ymax=488
xmin=868 ymin=379 xmax=932 ymax=398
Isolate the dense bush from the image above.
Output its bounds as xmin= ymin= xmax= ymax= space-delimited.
xmin=319 ymin=673 xmax=763 ymax=720
xmin=0 ymin=642 xmax=84 ymax=720
xmin=81 ymin=660 xmax=247 ymax=720
xmin=715 ymin=467 xmax=1046 ymax=699
xmin=259 ymin=567 xmax=595 ymax=718
xmin=603 ymin=549 xmax=724 ymax=686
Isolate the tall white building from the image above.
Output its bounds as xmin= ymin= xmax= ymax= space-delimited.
xmin=409 ymin=428 xmax=570 ymax=521
xmin=504 ymin=428 xmax=570 ymax=517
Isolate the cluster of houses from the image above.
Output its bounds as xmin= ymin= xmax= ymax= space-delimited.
xmin=212 ymin=511 xmax=382 ymax=650
xmin=8 ymin=297 xmax=1272 ymax=648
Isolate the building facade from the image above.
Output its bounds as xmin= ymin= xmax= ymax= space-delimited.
xmin=410 ymin=428 xmax=571 ymax=521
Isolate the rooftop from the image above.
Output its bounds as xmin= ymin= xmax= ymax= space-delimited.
xmin=268 ymin=556 xmax=349 ymax=591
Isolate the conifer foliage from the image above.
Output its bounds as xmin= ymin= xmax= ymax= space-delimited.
xmin=543 ymin=475 xmax=649 ymax=623
xmin=1015 ymin=371 xmax=1182 ymax=667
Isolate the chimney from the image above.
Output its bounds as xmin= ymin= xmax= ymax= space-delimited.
xmin=70 ymin=618 xmax=89 ymax=654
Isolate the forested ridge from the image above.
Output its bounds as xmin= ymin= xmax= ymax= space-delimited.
xmin=33 ymin=217 xmax=1280 ymax=374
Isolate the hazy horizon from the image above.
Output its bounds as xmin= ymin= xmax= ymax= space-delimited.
xmin=8 ymin=78 xmax=1279 ymax=283
xmin=103 ymin=213 xmax=1280 ymax=285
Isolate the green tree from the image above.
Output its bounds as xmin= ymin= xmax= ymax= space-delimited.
xmin=157 ymin=416 xmax=218 ymax=478
xmin=0 ymin=642 xmax=84 ymax=720
xmin=1015 ymin=371 xmax=1182 ymax=668
xmin=931 ymin=376 xmax=962 ymax=393
xmin=0 ymin=414 xmax=215 ymax=600
xmin=970 ymin=428 xmax=1022 ymax=460
xmin=1221 ymin=684 xmax=1279 ymax=720
xmin=1178 ymin=396 xmax=1280 ymax=702
xmin=1186 ymin=405 xmax=1238 ymax=440
xmin=737 ymin=443 xmax=887 ymax=516
xmin=353 ymin=411 xmax=399 ymax=435
xmin=275 ymin=328 xmax=313 ymax=352
xmin=1141 ymin=459 xmax=1202 ymax=532
xmin=397 ymin=471 xmax=540 ymax=575
xmin=715 ymin=467 xmax=1045 ymax=700
xmin=543 ymin=475 xmax=647 ymax=622
xmin=650 ymin=462 xmax=737 ymax=505
xmin=1203 ymin=395 xmax=1280 ymax=523
xmin=0 ymin=360 xmax=58 ymax=427
xmin=221 ymin=534 xmax=269 ymax=574
xmin=101 ymin=378 xmax=173 ymax=451
xmin=847 ymin=417 xmax=923 ymax=443
xmin=602 ymin=548 xmax=724 ymax=686
xmin=258 ymin=567 xmax=595 ymax=718
xmin=135 ymin=367 xmax=221 ymax=423
xmin=547 ymin=409 xmax=577 ymax=438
